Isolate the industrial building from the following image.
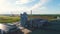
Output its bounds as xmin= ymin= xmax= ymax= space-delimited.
xmin=20 ymin=12 xmax=60 ymax=32
xmin=20 ymin=12 xmax=48 ymax=28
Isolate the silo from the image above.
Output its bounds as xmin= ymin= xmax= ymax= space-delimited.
xmin=20 ymin=12 xmax=28 ymax=27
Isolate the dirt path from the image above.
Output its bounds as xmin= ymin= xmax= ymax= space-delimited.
xmin=21 ymin=28 xmax=31 ymax=34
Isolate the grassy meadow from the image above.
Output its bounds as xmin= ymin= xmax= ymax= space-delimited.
xmin=0 ymin=16 xmax=20 ymax=23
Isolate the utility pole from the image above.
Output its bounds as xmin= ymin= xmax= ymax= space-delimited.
xmin=30 ymin=10 xmax=33 ymax=27
xmin=31 ymin=10 xmax=32 ymax=19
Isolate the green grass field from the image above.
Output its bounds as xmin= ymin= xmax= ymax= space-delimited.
xmin=0 ymin=16 xmax=20 ymax=23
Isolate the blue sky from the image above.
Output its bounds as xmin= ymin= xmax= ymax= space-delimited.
xmin=45 ymin=0 xmax=60 ymax=11
xmin=0 ymin=0 xmax=60 ymax=14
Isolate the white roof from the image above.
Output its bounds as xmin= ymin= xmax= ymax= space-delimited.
xmin=0 ymin=23 xmax=16 ymax=32
xmin=0 ymin=24 xmax=8 ymax=31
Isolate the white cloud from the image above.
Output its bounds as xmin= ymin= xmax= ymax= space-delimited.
xmin=0 ymin=0 xmax=17 ymax=14
xmin=31 ymin=0 xmax=50 ymax=10
xmin=40 ymin=0 xmax=50 ymax=3
xmin=0 ymin=0 xmax=52 ymax=14
xmin=16 ymin=0 xmax=35 ymax=4
xmin=16 ymin=0 xmax=29 ymax=4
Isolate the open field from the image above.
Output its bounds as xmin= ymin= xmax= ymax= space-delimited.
xmin=0 ymin=16 xmax=20 ymax=23
xmin=28 ymin=15 xmax=59 ymax=21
